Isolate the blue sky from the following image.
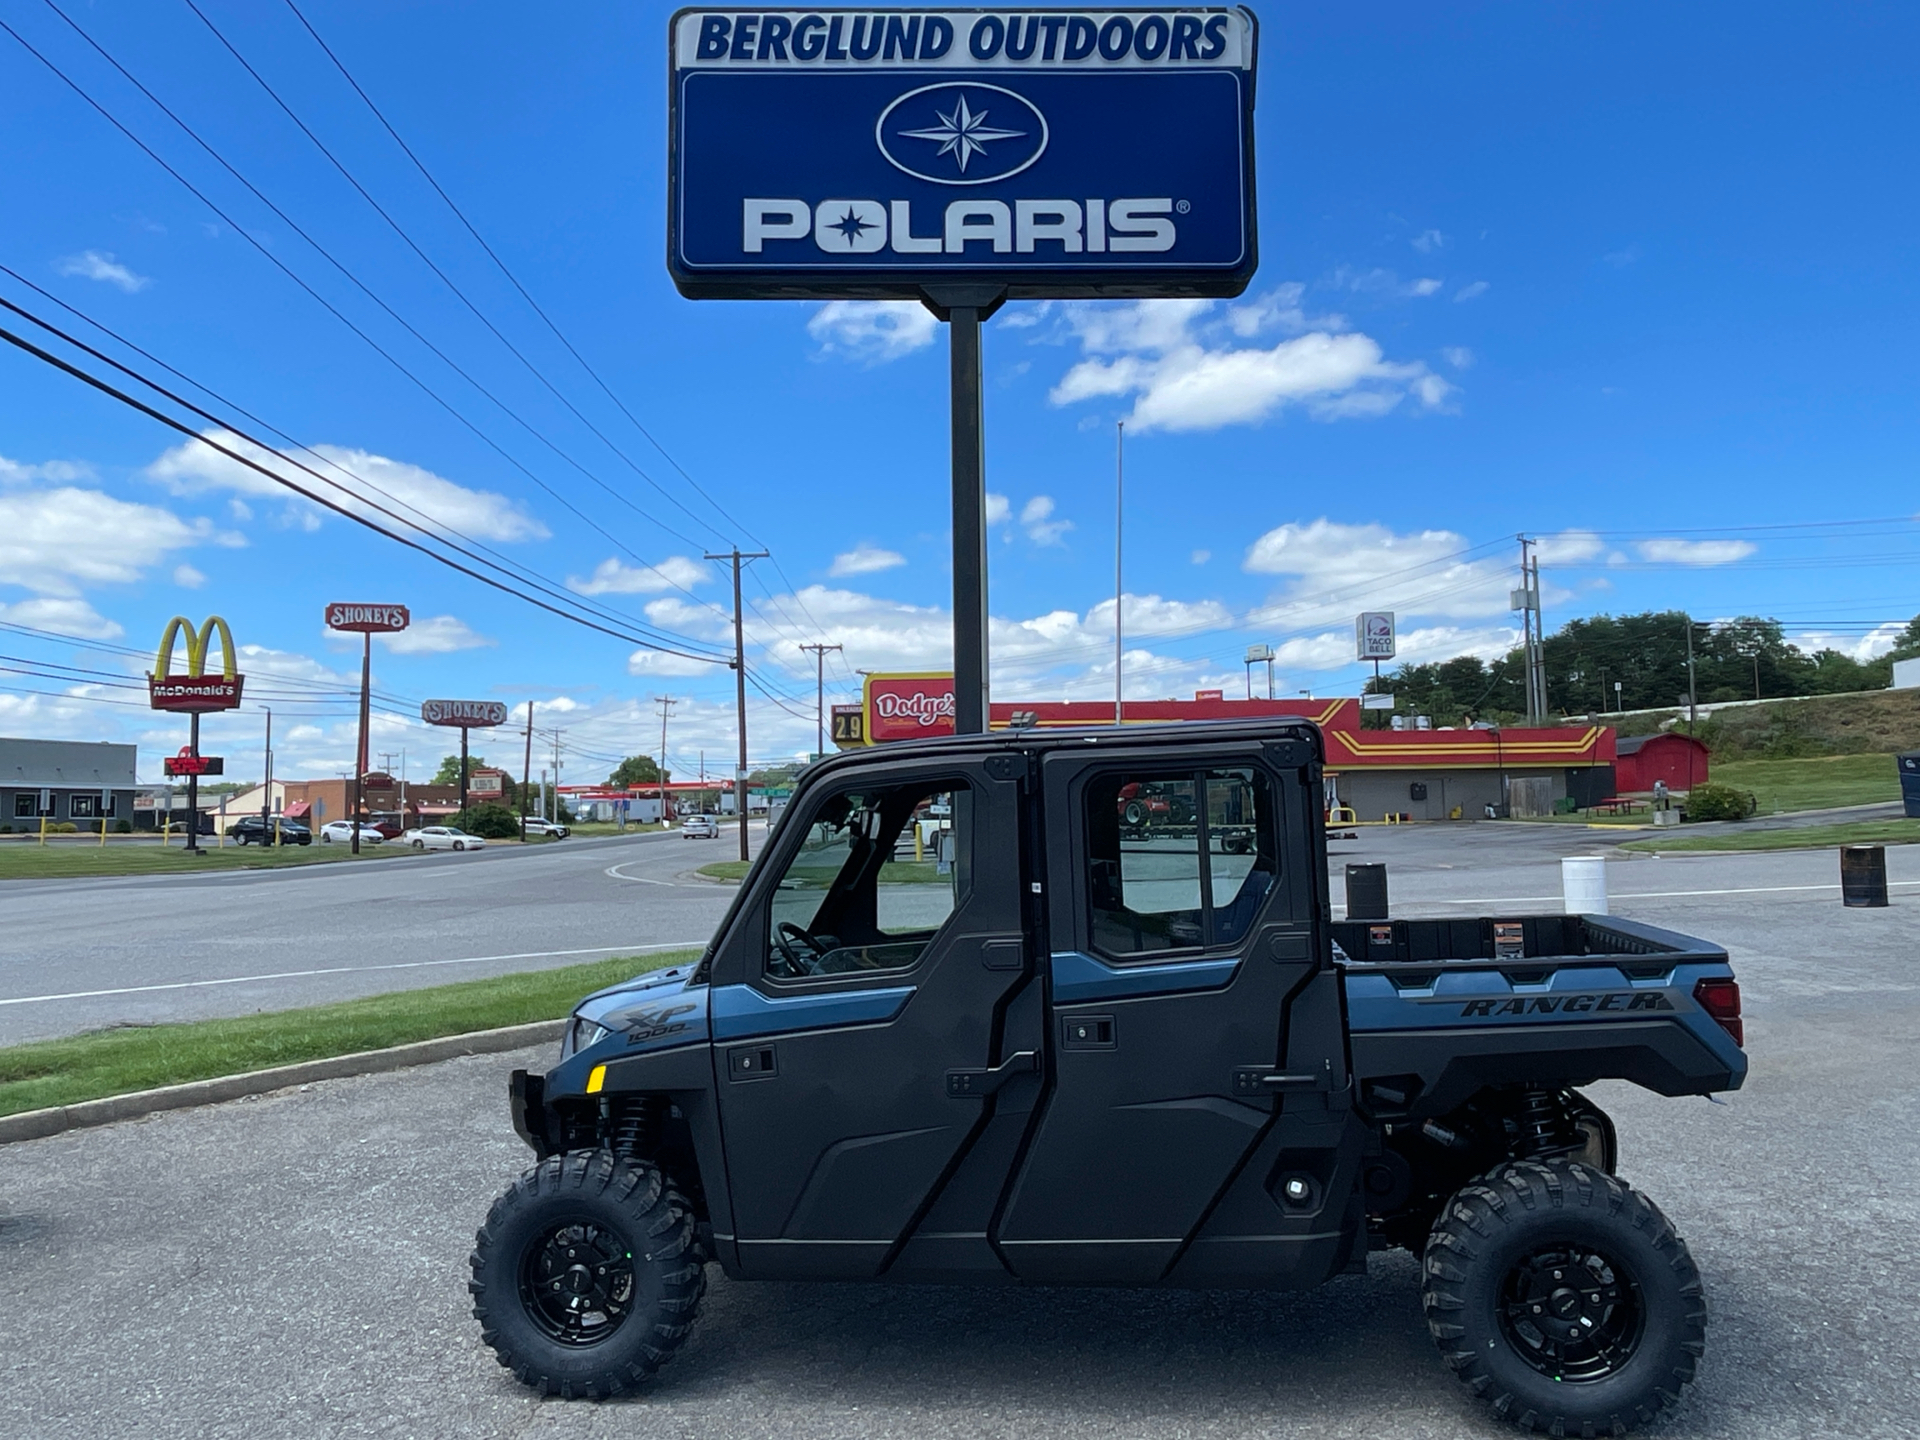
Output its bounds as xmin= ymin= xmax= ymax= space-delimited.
xmin=2 ymin=1 xmax=1916 ymax=788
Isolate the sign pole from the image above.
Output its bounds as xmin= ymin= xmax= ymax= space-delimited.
xmin=520 ymin=702 xmax=535 ymax=843
xmin=352 ymin=632 xmax=371 ymax=855
xmin=926 ymin=286 xmax=1003 ymax=735
xmin=460 ymin=725 xmax=471 ymax=820
xmin=185 ymin=712 xmax=201 ymax=855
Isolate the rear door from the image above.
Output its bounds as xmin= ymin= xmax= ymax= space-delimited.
xmin=996 ymin=738 xmax=1323 ymax=1283
xmin=709 ymin=752 xmax=1028 ymax=1279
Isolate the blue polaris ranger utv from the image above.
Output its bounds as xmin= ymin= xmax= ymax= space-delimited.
xmin=470 ymin=718 xmax=1746 ymax=1434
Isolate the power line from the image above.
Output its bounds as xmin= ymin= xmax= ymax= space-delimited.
xmin=0 ymin=317 xmax=724 ymax=664
xmin=15 ymin=6 xmax=727 ymax=624
xmin=0 ymin=270 xmax=727 ymax=660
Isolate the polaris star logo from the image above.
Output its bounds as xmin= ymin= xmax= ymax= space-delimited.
xmin=877 ymin=83 xmax=1049 ymax=186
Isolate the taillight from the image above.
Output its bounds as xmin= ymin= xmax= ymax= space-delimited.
xmin=1693 ymin=977 xmax=1743 ymax=1047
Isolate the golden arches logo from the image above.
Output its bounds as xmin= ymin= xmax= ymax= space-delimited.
xmin=153 ymin=615 xmax=237 ymax=680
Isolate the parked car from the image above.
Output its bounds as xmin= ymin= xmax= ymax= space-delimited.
xmin=680 ymin=813 xmax=718 ymax=838
xmin=225 ymin=815 xmax=310 ymax=846
xmin=401 ymin=825 xmax=485 ymax=852
xmin=319 ymin=821 xmax=385 ymax=845
xmin=522 ymin=818 xmax=570 ymax=839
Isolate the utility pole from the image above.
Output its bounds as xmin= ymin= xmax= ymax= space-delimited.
xmin=260 ymin=707 xmax=273 ymax=837
xmin=1513 ymin=536 xmax=1547 ymax=725
xmin=1684 ymin=616 xmax=1698 ymax=728
xmin=705 ymin=548 xmax=769 ymax=861
xmin=654 ymin=695 xmax=677 ymax=823
xmin=520 ymin=702 xmax=535 ymax=843
xmin=1114 ymin=419 xmax=1124 ymax=727
xmin=798 ymin=643 xmax=842 ymax=758
xmin=548 ymin=729 xmax=566 ymax=824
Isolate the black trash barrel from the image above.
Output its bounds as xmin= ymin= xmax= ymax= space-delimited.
xmin=1346 ymin=863 xmax=1389 ymax=920
xmin=1899 ymin=752 xmax=1920 ymax=820
xmin=1840 ymin=845 xmax=1889 ymax=908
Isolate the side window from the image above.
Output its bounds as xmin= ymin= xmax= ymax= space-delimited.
xmin=765 ymin=780 xmax=968 ymax=979
xmin=1087 ymin=766 xmax=1278 ymax=960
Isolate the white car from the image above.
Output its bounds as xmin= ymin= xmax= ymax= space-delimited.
xmin=522 ymin=818 xmax=570 ymax=839
xmin=319 ymin=821 xmax=385 ymax=845
xmin=680 ymin=814 xmax=719 ymax=838
xmin=401 ymin=825 xmax=486 ymax=852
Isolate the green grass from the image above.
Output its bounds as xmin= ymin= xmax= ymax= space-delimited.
xmin=0 ymin=840 xmax=420 ymax=879
xmin=1707 ymin=754 xmax=1902 ymax=814
xmin=696 ymin=859 xmax=947 ymax=884
xmin=0 ymin=949 xmax=697 ymax=1119
xmin=1622 ymin=818 xmax=1920 ymax=854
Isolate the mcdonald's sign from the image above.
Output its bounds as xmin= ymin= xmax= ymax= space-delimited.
xmin=149 ymin=615 xmax=245 ymax=712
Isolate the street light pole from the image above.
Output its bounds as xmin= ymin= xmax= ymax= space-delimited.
xmin=1114 ymin=419 xmax=1124 ymax=728
xmin=260 ymin=706 xmax=272 ymax=839
xmin=798 ymin=643 xmax=842 ymax=757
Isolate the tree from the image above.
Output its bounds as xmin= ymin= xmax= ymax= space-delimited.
xmin=433 ymin=754 xmax=488 ymax=785
xmin=608 ymin=755 xmax=662 ymax=788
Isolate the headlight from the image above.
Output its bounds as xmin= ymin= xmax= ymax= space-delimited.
xmin=565 ymin=1016 xmax=612 ymax=1058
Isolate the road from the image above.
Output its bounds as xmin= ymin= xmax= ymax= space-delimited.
xmin=0 ymin=827 xmax=761 ymax=1046
xmin=0 ymin=828 xmax=1915 ymax=1438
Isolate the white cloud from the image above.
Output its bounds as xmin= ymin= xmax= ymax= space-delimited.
xmin=1454 ymin=281 xmax=1491 ymax=303
xmin=985 ymin=493 xmax=1011 ymax=525
xmin=1408 ymin=277 xmax=1444 ymax=297
xmin=172 ymin=564 xmax=205 ymax=588
xmin=627 ymin=649 xmax=720 ymax=677
xmin=0 ymin=486 xmax=212 ymax=597
xmin=1049 ymin=295 xmax=1453 ymax=433
xmin=0 ymin=454 xmax=94 ymax=485
xmin=807 ymin=301 xmax=937 ymax=363
xmin=1020 ymin=495 xmax=1072 ymax=545
xmin=55 ymin=250 xmax=149 ymax=293
xmin=1634 ymin=538 xmax=1756 ymax=566
xmin=0 ymin=597 xmax=123 ymax=639
xmin=147 ymin=430 xmax=546 ymax=543
xmin=1411 ymin=229 xmax=1446 ymax=253
xmin=829 ymin=545 xmax=906 ymax=577
xmin=567 ymin=555 xmax=706 ymax=596
xmin=1191 ymin=549 xmax=1211 ymax=565
xmin=1790 ymin=621 xmax=1905 ymax=663
xmin=375 ymin=614 xmax=495 ymax=654
xmin=1442 ymin=346 xmax=1474 ymax=369
xmin=1603 ymin=246 xmax=1641 ymax=268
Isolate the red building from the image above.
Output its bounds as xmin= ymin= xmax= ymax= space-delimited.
xmin=1612 ymin=734 xmax=1709 ymax=794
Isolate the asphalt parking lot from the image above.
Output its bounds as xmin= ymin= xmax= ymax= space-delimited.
xmin=1 ymin=833 xmax=1915 ymax=1439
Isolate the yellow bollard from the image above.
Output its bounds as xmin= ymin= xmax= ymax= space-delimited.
xmin=162 ymin=816 xmax=171 ymax=849
xmin=914 ymin=823 xmax=924 ymax=863
xmin=99 ymin=819 xmax=107 ymax=847
xmin=39 ymin=815 xmax=47 ymax=847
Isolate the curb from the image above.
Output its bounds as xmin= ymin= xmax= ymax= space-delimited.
xmin=0 ymin=1018 xmax=564 ymax=1146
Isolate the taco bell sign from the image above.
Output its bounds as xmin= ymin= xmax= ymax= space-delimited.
xmin=668 ymin=7 xmax=1259 ymax=299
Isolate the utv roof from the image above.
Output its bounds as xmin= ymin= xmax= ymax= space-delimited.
xmin=804 ymin=715 xmax=1325 ymax=777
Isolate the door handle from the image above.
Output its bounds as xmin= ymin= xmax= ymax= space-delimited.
xmin=1231 ymin=1065 xmax=1332 ymax=1097
xmin=946 ymin=1050 xmax=1038 ymax=1098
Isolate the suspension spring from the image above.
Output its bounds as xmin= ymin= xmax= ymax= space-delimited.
xmin=1517 ymin=1088 xmax=1578 ymax=1158
xmin=609 ymin=1096 xmax=665 ymax=1161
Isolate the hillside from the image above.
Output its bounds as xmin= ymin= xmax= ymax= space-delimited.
xmin=1603 ymin=688 xmax=1920 ymax=759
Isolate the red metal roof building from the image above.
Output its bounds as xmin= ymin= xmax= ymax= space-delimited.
xmin=1612 ymin=733 xmax=1709 ymax=795
xmin=855 ymin=675 xmax=1618 ymax=821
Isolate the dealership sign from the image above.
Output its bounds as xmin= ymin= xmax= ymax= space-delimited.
xmin=864 ymin=672 xmax=959 ymax=742
xmin=421 ymin=699 xmax=510 ymax=728
xmin=668 ymin=7 xmax=1259 ymax=299
xmin=149 ymin=615 xmax=244 ymax=712
xmin=325 ymin=603 xmax=411 ymax=634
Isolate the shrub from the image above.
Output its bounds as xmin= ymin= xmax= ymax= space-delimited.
xmin=1684 ymin=783 xmax=1758 ymax=822
xmin=453 ymin=802 xmax=523 ymax=840
xmin=115 ymin=819 xmax=134 ymax=833
xmin=51 ymin=821 xmax=80 ymax=834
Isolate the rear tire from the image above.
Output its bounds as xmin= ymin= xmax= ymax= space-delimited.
xmin=470 ymin=1150 xmax=705 ymax=1398
xmin=1422 ymin=1159 xmax=1705 ymax=1435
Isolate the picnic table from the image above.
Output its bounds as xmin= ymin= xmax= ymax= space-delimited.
xmin=1589 ymin=797 xmax=1647 ymax=816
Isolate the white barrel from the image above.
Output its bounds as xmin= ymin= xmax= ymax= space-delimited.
xmin=1562 ymin=856 xmax=1609 ymax=915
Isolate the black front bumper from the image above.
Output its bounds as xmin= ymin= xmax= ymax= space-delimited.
xmin=508 ymin=1069 xmax=554 ymax=1156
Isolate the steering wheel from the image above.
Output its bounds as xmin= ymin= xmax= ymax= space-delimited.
xmin=775 ymin=922 xmax=829 ymax=975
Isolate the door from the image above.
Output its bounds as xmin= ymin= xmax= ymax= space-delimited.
xmin=709 ymin=753 xmax=1028 ymax=1279
xmin=996 ymin=743 xmax=1326 ymax=1284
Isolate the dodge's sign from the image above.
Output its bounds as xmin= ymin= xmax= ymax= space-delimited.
xmin=864 ymin=671 xmax=958 ymax=743
xmin=668 ymin=7 xmax=1258 ymax=299
xmin=421 ymin=699 xmax=510 ymax=728
xmin=325 ymin=603 xmax=411 ymax=634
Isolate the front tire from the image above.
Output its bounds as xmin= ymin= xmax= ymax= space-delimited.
xmin=470 ymin=1150 xmax=704 ymax=1398
xmin=1422 ymin=1160 xmax=1705 ymax=1435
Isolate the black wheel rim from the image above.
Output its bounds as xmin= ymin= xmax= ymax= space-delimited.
xmin=1498 ymin=1242 xmax=1645 ymax=1382
xmin=518 ymin=1220 xmax=637 ymax=1347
